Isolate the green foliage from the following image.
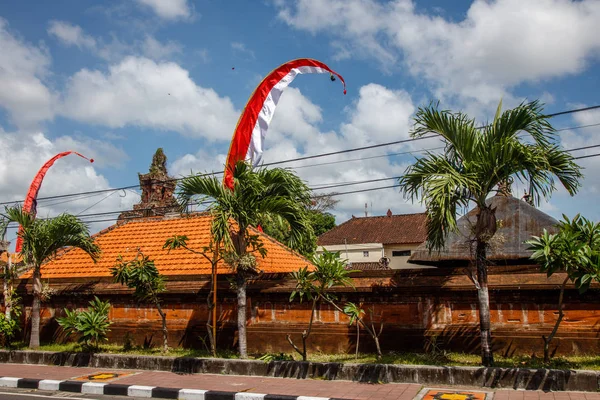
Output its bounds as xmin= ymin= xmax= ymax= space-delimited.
xmin=57 ymin=296 xmax=111 ymax=350
xmin=258 ymin=352 xmax=294 ymax=363
xmin=0 ymin=315 xmax=20 ymax=347
xmin=4 ymin=206 xmax=101 ymax=268
xmin=343 ymin=302 xmax=365 ymax=326
xmin=0 ymin=291 xmax=22 ymax=347
xmin=398 ymin=100 xmax=582 ymax=251
xmin=290 ymin=250 xmax=354 ymax=304
xmin=527 ymin=214 xmax=600 ymax=293
xmin=111 ymin=253 xmax=166 ymax=303
xmin=177 ymin=161 xmax=313 ymax=262
xmin=262 ymin=211 xmax=336 ymax=258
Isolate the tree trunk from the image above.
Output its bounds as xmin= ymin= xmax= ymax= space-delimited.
xmin=236 ymin=273 xmax=248 ymax=359
xmin=475 ymin=239 xmax=494 ymax=367
xmin=155 ymin=302 xmax=168 ymax=353
xmin=3 ymin=253 xmax=11 ymax=321
xmin=543 ymin=276 xmax=569 ymax=364
xmin=206 ymin=286 xmax=215 ymax=356
xmin=355 ymin=322 xmax=360 ymax=360
xmin=29 ymin=266 xmax=41 ymax=349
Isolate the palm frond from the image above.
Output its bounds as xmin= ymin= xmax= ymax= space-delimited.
xmin=411 ymin=102 xmax=478 ymax=164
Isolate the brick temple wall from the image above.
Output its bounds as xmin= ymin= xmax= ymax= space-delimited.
xmin=13 ymin=265 xmax=600 ymax=356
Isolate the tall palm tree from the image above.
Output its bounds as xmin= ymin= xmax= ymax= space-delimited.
xmin=178 ymin=161 xmax=312 ymax=358
xmin=5 ymin=207 xmax=100 ymax=348
xmin=398 ymin=100 xmax=582 ymax=366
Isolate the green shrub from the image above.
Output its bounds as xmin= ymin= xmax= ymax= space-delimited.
xmin=57 ymin=296 xmax=111 ymax=351
xmin=0 ymin=291 xmax=22 ymax=348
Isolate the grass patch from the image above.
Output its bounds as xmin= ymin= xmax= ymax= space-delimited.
xmin=281 ymin=351 xmax=600 ymax=370
xmin=6 ymin=343 xmax=600 ymax=370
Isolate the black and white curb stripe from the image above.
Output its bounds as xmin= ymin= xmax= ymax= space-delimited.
xmin=0 ymin=377 xmax=343 ymax=400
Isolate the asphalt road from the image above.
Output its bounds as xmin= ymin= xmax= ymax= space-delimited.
xmin=0 ymin=387 xmax=147 ymax=400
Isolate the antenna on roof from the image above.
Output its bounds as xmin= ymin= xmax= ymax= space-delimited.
xmin=364 ymin=203 xmax=368 ymax=218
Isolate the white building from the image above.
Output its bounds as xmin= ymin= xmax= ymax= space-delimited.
xmin=317 ymin=210 xmax=428 ymax=270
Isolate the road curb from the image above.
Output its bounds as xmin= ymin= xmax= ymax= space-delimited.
xmin=0 ymin=376 xmax=339 ymax=400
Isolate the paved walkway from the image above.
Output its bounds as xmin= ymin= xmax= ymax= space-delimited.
xmin=0 ymin=363 xmax=597 ymax=400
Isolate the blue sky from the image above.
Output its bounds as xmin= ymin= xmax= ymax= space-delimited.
xmin=1 ymin=0 xmax=600 ymax=240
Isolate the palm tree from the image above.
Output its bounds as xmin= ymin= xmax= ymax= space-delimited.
xmin=5 ymin=207 xmax=100 ymax=348
xmin=178 ymin=161 xmax=312 ymax=358
xmin=398 ymin=100 xmax=582 ymax=366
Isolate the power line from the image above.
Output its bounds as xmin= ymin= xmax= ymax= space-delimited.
xmin=4 ymin=140 xmax=600 ymax=227
xmin=573 ymin=152 xmax=600 ymax=160
xmin=1 ymin=105 xmax=599 ymax=208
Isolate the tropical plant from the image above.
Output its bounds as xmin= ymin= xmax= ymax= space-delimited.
xmin=57 ymin=296 xmax=111 ymax=350
xmin=164 ymin=236 xmax=223 ymax=356
xmin=177 ymin=160 xmax=313 ymax=358
xmin=344 ymin=302 xmax=364 ymax=359
xmin=398 ymin=100 xmax=582 ymax=366
xmin=262 ymin=209 xmax=336 ymax=258
xmin=0 ymin=290 xmax=21 ymax=348
xmin=288 ymin=250 xmax=355 ymax=361
xmin=111 ymin=251 xmax=169 ymax=353
xmin=527 ymin=214 xmax=600 ymax=363
xmin=5 ymin=206 xmax=100 ymax=349
xmin=0 ymin=216 xmax=18 ymax=326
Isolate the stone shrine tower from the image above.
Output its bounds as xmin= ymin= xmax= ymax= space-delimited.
xmin=118 ymin=148 xmax=180 ymax=221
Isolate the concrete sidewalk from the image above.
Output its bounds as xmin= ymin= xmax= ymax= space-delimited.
xmin=0 ymin=363 xmax=596 ymax=400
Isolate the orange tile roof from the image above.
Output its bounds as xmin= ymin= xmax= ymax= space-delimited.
xmin=22 ymin=214 xmax=312 ymax=279
xmin=0 ymin=252 xmax=22 ymax=266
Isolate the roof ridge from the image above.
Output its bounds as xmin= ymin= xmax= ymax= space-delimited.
xmin=248 ymin=226 xmax=313 ymax=266
xmin=351 ymin=212 xmax=427 ymax=219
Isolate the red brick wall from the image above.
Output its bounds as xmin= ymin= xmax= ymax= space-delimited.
xmin=15 ymin=265 xmax=600 ymax=356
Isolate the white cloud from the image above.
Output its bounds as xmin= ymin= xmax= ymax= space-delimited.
xmin=231 ymin=42 xmax=255 ymax=59
xmin=276 ymin=0 xmax=600 ymax=108
xmin=141 ymin=35 xmax=182 ymax=60
xmin=60 ymin=56 xmax=239 ymax=140
xmin=135 ymin=0 xmax=193 ymax=21
xmin=0 ymin=18 xmax=54 ymax=128
xmin=47 ymin=20 xmax=96 ymax=50
xmin=0 ymin=127 xmax=136 ymax=239
xmin=47 ymin=20 xmax=183 ymax=62
xmin=172 ymin=83 xmax=423 ymax=221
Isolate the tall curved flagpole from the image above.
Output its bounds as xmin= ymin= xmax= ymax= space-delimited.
xmin=223 ymin=58 xmax=346 ymax=189
xmin=15 ymin=151 xmax=94 ymax=252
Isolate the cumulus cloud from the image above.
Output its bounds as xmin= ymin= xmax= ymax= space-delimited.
xmin=135 ymin=0 xmax=193 ymax=21
xmin=47 ymin=20 xmax=183 ymax=61
xmin=48 ymin=20 xmax=96 ymax=50
xmin=275 ymin=0 xmax=600 ymax=108
xmin=0 ymin=127 xmax=136 ymax=239
xmin=60 ymin=56 xmax=239 ymax=140
xmin=0 ymin=18 xmax=54 ymax=129
xmin=141 ymin=35 xmax=182 ymax=60
xmin=171 ymin=83 xmax=424 ymax=221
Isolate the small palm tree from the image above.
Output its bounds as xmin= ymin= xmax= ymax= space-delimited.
xmin=289 ymin=250 xmax=354 ymax=361
xmin=399 ymin=100 xmax=582 ymax=366
xmin=527 ymin=214 xmax=600 ymax=363
xmin=344 ymin=302 xmax=364 ymax=360
xmin=111 ymin=251 xmax=169 ymax=353
xmin=177 ymin=161 xmax=312 ymax=358
xmin=6 ymin=206 xmax=100 ymax=348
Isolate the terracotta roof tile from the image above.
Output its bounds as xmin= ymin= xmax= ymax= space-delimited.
xmin=21 ymin=214 xmax=311 ymax=279
xmin=318 ymin=213 xmax=427 ymax=246
xmin=0 ymin=252 xmax=23 ymax=266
